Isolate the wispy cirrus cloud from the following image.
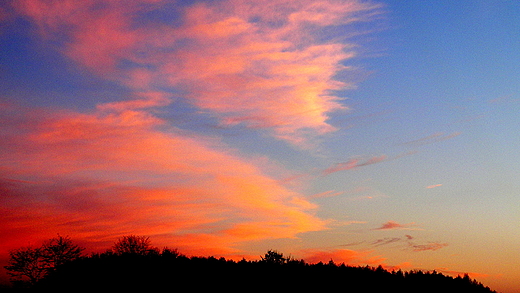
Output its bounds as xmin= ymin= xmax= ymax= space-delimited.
xmin=2 ymin=0 xmax=384 ymax=260
xmin=339 ymin=241 xmax=366 ymax=247
xmin=302 ymin=248 xmax=414 ymax=271
xmin=310 ymin=190 xmax=345 ymax=199
xmin=367 ymin=234 xmax=447 ymax=252
xmin=437 ymin=268 xmax=494 ymax=279
xmin=14 ymin=0 xmax=382 ymax=145
xmin=373 ymin=221 xmax=421 ymax=231
xmin=302 ymin=248 xmax=386 ymax=266
xmin=2 ymin=0 xmax=385 ymax=267
xmin=309 ymin=186 xmax=387 ymax=202
xmin=402 ymin=131 xmax=462 ymax=146
xmin=0 ymin=101 xmax=325 ymax=256
xmin=409 ymin=242 xmax=448 ymax=252
xmin=372 ymin=237 xmax=402 ymax=247
xmin=322 ymin=151 xmax=417 ymax=176
xmin=322 ymin=155 xmax=388 ymax=175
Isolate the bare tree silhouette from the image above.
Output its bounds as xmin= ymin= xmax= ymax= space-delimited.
xmin=4 ymin=235 xmax=83 ymax=286
xmin=112 ymin=235 xmax=158 ymax=256
xmin=4 ymin=246 xmax=46 ymax=286
xmin=42 ymin=235 xmax=84 ymax=268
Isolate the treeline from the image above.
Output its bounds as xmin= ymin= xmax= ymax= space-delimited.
xmin=4 ymin=235 xmax=497 ymax=292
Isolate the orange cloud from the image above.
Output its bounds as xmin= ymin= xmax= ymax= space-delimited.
xmin=409 ymin=242 xmax=448 ymax=252
xmin=309 ymin=190 xmax=344 ymax=199
xmin=437 ymin=268 xmax=492 ymax=280
xmin=14 ymin=0 xmax=381 ymax=145
xmin=426 ymin=184 xmax=443 ymax=189
xmin=0 ymin=102 xmax=325 ymax=257
xmin=302 ymin=249 xmax=386 ymax=266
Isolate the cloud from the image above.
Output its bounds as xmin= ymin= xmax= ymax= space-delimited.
xmin=437 ymin=268 xmax=492 ymax=280
xmin=402 ymin=132 xmax=461 ymax=146
xmin=0 ymin=102 xmax=326 ymax=256
xmin=322 ymin=151 xmax=417 ymax=176
xmin=322 ymin=155 xmax=388 ymax=175
xmin=302 ymin=248 xmax=414 ymax=272
xmin=426 ymin=184 xmax=442 ymax=189
xmin=2 ymin=0 xmax=386 ymax=269
xmin=339 ymin=241 xmax=366 ymax=247
xmin=409 ymin=242 xmax=448 ymax=252
xmin=308 ymin=186 xmax=387 ymax=202
xmin=14 ymin=0 xmax=382 ymax=146
xmin=337 ymin=233 xmax=447 ymax=253
xmin=371 ymin=237 xmax=401 ymax=247
xmin=309 ymin=190 xmax=344 ymax=199
xmin=373 ymin=221 xmax=420 ymax=231
xmin=488 ymin=95 xmax=520 ymax=104
xmin=302 ymin=249 xmax=386 ymax=266
xmin=3 ymin=0 xmax=385 ymax=257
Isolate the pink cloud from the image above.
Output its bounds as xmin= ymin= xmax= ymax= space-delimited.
xmin=302 ymin=249 xmax=386 ymax=266
xmin=437 ymin=268 xmax=495 ymax=280
xmin=373 ymin=221 xmax=420 ymax=231
xmin=309 ymin=190 xmax=344 ymax=199
xmin=426 ymin=184 xmax=442 ymax=189
xmin=402 ymin=132 xmax=462 ymax=146
xmin=0 ymin=102 xmax=326 ymax=257
xmin=302 ymin=248 xmax=413 ymax=272
xmin=323 ymin=155 xmax=388 ymax=175
xmin=15 ymin=0 xmax=381 ymax=145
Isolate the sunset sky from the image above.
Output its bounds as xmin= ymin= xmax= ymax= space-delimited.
xmin=1 ymin=0 xmax=519 ymax=292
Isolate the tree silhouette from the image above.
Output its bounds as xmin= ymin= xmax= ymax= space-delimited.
xmin=112 ymin=235 xmax=158 ymax=256
xmin=5 ymin=236 xmax=497 ymax=293
xmin=260 ymin=249 xmax=286 ymax=265
xmin=42 ymin=235 xmax=84 ymax=268
xmin=4 ymin=235 xmax=83 ymax=286
xmin=4 ymin=246 xmax=46 ymax=286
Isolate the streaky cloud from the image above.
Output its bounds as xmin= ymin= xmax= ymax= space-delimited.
xmin=322 ymin=155 xmax=387 ymax=175
xmin=409 ymin=242 xmax=448 ymax=252
xmin=309 ymin=190 xmax=344 ymax=199
xmin=373 ymin=221 xmax=422 ymax=231
xmin=0 ymin=102 xmax=326 ymax=257
xmin=14 ymin=0 xmax=382 ymax=146
xmin=322 ymin=151 xmax=417 ymax=176
xmin=372 ymin=237 xmax=402 ymax=247
xmin=402 ymin=131 xmax=461 ymax=146
xmin=302 ymin=248 xmax=386 ymax=266
xmin=437 ymin=268 xmax=493 ymax=279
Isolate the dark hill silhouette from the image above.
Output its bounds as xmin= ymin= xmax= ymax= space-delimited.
xmin=3 ymin=236 xmax=497 ymax=293
xmin=32 ymin=250 xmax=495 ymax=293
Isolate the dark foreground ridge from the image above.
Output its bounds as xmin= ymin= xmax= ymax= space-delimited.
xmin=3 ymin=236 xmax=497 ymax=292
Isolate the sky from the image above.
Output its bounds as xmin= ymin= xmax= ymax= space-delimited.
xmin=0 ymin=0 xmax=519 ymax=291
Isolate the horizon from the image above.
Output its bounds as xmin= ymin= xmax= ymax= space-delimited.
xmin=1 ymin=1 xmax=519 ymax=292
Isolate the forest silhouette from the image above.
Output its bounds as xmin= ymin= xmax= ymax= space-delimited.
xmin=3 ymin=235 xmax=497 ymax=292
